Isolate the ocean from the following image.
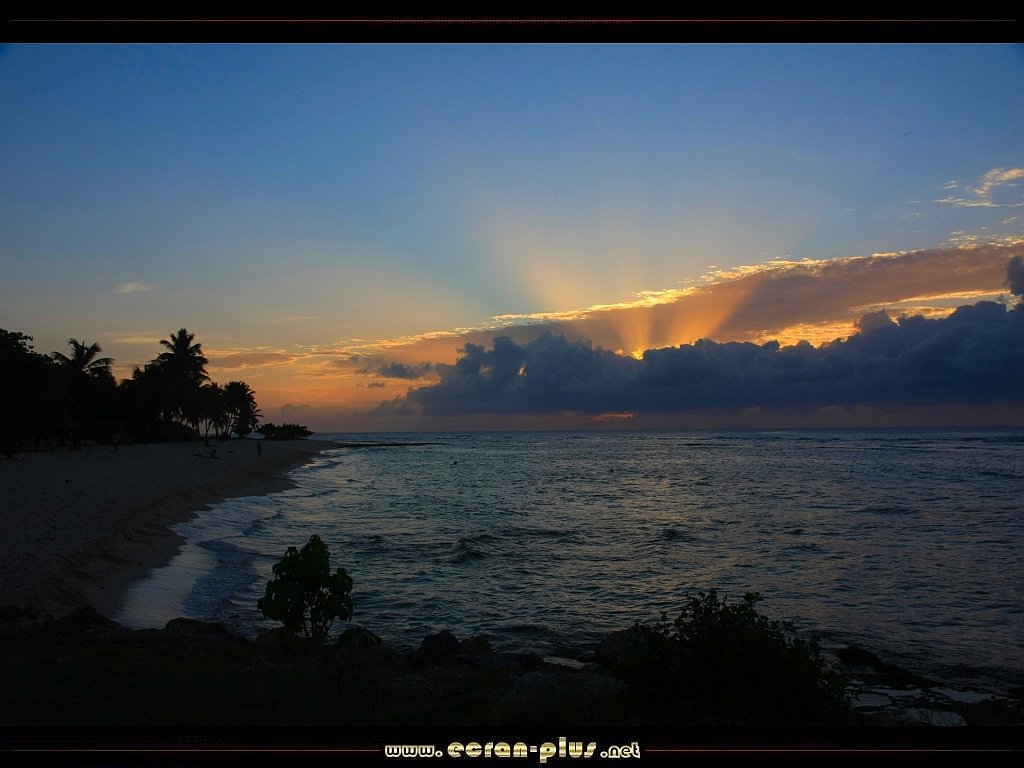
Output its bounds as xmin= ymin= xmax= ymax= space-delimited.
xmin=114 ymin=428 xmax=1024 ymax=690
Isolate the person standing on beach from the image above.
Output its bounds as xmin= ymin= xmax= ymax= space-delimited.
xmin=112 ymin=433 xmax=120 ymax=452
xmin=257 ymin=440 xmax=262 ymax=459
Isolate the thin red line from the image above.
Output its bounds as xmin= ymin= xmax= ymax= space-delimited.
xmin=14 ymin=753 xmax=385 ymax=757
xmin=12 ymin=17 xmax=1012 ymax=23
xmin=14 ymin=753 xmax=1015 ymax=757
xmin=647 ymin=753 xmax=1015 ymax=757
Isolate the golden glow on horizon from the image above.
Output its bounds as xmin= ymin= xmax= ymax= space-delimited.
xmin=97 ymin=240 xmax=1020 ymax=426
xmin=761 ymin=321 xmax=858 ymax=347
xmin=592 ymin=411 xmax=634 ymax=422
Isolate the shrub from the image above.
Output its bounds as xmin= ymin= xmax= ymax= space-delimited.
xmin=259 ymin=422 xmax=313 ymax=440
xmin=609 ymin=591 xmax=851 ymax=725
xmin=257 ymin=535 xmax=354 ymax=647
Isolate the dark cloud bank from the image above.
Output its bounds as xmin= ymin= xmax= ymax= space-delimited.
xmin=362 ymin=361 xmax=434 ymax=380
xmin=381 ymin=299 xmax=1024 ymax=417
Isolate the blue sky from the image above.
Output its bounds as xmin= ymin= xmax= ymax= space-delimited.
xmin=1 ymin=44 xmax=1021 ymax=427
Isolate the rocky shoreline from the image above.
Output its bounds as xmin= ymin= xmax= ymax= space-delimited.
xmin=2 ymin=604 xmax=1020 ymax=727
xmin=830 ymin=644 xmax=1023 ymax=726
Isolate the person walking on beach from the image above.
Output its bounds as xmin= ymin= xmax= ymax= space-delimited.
xmin=257 ymin=440 xmax=262 ymax=459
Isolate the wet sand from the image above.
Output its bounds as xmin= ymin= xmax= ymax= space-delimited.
xmin=0 ymin=439 xmax=335 ymax=618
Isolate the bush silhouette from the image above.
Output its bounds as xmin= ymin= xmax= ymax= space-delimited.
xmin=257 ymin=535 xmax=353 ymax=647
xmin=609 ymin=591 xmax=851 ymax=725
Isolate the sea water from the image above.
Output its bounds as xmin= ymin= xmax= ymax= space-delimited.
xmin=114 ymin=429 xmax=1024 ymax=689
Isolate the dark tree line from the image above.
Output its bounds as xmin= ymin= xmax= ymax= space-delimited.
xmin=0 ymin=327 xmax=260 ymax=454
xmin=259 ymin=422 xmax=313 ymax=441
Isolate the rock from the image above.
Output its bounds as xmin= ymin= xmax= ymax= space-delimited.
xmin=593 ymin=625 xmax=665 ymax=673
xmin=507 ymin=670 xmax=628 ymax=701
xmin=0 ymin=605 xmax=27 ymax=624
xmin=543 ymin=655 xmax=586 ymax=670
xmin=960 ymin=698 xmax=1024 ymax=726
xmin=836 ymin=645 xmax=882 ymax=667
xmin=254 ymin=626 xmax=303 ymax=650
xmin=459 ymin=635 xmax=492 ymax=656
xmin=494 ymin=670 xmax=631 ymax=724
xmin=162 ymin=618 xmax=243 ymax=647
xmin=900 ymin=708 xmax=967 ymax=726
xmin=388 ymin=673 xmax=442 ymax=701
xmin=874 ymin=663 xmax=933 ymax=689
xmin=416 ymin=629 xmax=461 ymax=662
xmin=929 ymin=686 xmax=993 ymax=704
xmin=853 ymin=691 xmax=892 ymax=709
xmin=164 ymin=618 xmax=229 ymax=637
xmin=337 ymin=625 xmax=381 ymax=650
xmin=52 ymin=605 xmax=126 ymax=636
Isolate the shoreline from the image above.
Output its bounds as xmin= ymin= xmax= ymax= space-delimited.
xmin=0 ymin=438 xmax=336 ymax=619
xmin=2 ymin=434 xmax=1020 ymax=726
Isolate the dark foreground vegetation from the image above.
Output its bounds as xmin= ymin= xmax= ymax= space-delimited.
xmin=2 ymin=601 xmax=1021 ymax=727
xmin=0 ymin=327 xmax=295 ymax=455
xmin=6 ymin=537 xmax=1020 ymax=727
xmin=0 ymin=598 xmax=851 ymax=727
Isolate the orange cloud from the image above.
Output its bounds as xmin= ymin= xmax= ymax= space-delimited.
xmin=207 ymin=351 xmax=298 ymax=369
xmin=189 ymin=241 xmax=1022 ymax=425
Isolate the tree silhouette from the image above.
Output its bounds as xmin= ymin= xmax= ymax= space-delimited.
xmin=223 ymin=380 xmax=261 ymax=438
xmin=0 ymin=329 xmax=66 ymax=452
xmin=1 ymin=326 xmax=266 ymax=450
xmin=118 ymin=365 xmax=163 ymax=441
xmin=258 ymin=535 xmax=354 ymax=648
xmin=52 ymin=339 xmax=114 ymax=380
xmin=51 ymin=338 xmax=116 ymax=439
xmin=157 ymin=328 xmax=209 ymax=385
xmin=197 ymin=382 xmax=227 ymax=441
xmin=154 ymin=328 xmax=209 ymax=429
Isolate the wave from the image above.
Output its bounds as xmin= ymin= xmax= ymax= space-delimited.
xmin=978 ymin=469 xmax=1024 ymax=480
xmin=448 ymin=544 xmax=485 ymax=563
xmin=505 ymin=525 xmax=576 ymax=540
xmin=854 ymin=505 xmax=914 ymax=516
xmin=661 ymin=527 xmax=699 ymax=542
xmin=356 ymin=533 xmax=389 ymax=553
xmin=447 ymin=533 xmax=497 ymax=563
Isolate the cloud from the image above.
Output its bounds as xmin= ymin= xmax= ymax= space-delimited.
xmin=974 ymin=168 xmax=1024 ymax=198
xmin=363 ymin=361 xmax=434 ymax=380
xmin=279 ymin=402 xmax=313 ymax=421
xmin=937 ymin=167 xmax=1024 ymax=208
xmin=592 ymin=412 xmax=634 ymax=422
xmin=385 ymin=301 xmax=1024 ymax=417
xmin=331 ymin=243 xmax=1019 ymax=376
xmin=499 ymin=242 xmax=1018 ymax=351
xmin=115 ymin=281 xmax=155 ymax=294
xmin=207 ymin=351 xmax=297 ymax=369
xmin=216 ymin=241 xmax=1019 ymax=427
xmin=1008 ymin=255 xmax=1024 ymax=297
xmin=110 ymin=333 xmax=162 ymax=345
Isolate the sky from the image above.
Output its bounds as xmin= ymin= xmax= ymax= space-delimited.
xmin=1 ymin=43 xmax=1022 ymax=431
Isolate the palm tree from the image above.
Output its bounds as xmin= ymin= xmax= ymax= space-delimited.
xmin=118 ymin=365 xmax=165 ymax=439
xmin=222 ymin=380 xmax=261 ymax=438
xmin=52 ymin=338 xmax=114 ymax=381
xmin=198 ymin=382 xmax=227 ymax=441
xmin=157 ymin=328 xmax=208 ymax=385
xmin=156 ymin=328 xmax=209 ymax=431
xmin=51 ymin=338 xmax=116 ymax=438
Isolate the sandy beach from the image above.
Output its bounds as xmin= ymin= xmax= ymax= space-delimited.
xmin=0 ymin=439 xmax=334 ymax=618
